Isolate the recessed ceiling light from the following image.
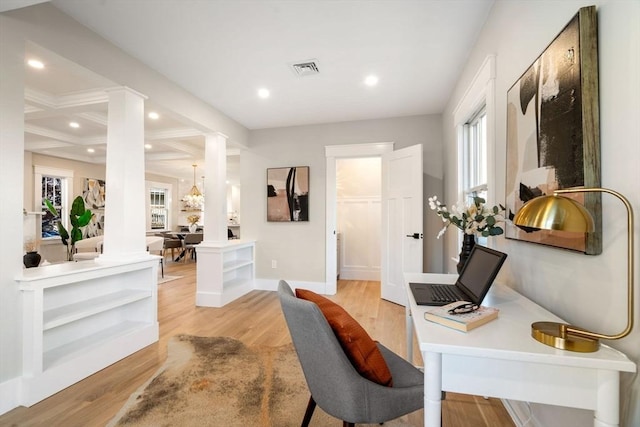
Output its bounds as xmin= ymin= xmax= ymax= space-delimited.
xmin=27 ymin=59 xmax=44 ymax=69
xmin=87 ymin=148 xmax=95 ymax=153
xmin=257 ymin=88 xmax=270 ymax=99
xmin=144 ymin=144 xmax=152 ymax=149
xmin=69 ymin=122 xmax=80 ymax=128
xmin=148 ymin=112 xmax=159 ymax=120
xmin=364 ymin=75 xmax=379 ymax=86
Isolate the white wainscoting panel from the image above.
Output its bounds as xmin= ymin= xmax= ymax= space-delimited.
xmin=337 ymin=198 xmax=381 ymax=280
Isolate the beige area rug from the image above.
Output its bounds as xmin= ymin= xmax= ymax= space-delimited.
xmin=157 ymin=275 xmax=183 ymax=284
xmin=108 ymin=335 xmax=415 ymax=427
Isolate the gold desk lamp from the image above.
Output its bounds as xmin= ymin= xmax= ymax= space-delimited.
xmin=513 ymin=187 xmax=635 ymax=352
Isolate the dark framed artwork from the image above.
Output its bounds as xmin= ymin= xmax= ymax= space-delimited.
xmin=505 ymin=6 xmax=602 ymax=254
xmin=267 ymin=166 xmax=309 ymax=222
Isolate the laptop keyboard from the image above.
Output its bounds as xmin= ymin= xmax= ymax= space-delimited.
xmin=431 ymin=285 xmax=460 ymax=303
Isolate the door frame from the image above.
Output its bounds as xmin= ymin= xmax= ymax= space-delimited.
xmin=325 ymin=142 xmax=394 ymax=295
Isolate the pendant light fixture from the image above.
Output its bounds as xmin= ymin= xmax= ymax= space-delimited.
xmin=182 ymin=164 xmax=204 ymax=210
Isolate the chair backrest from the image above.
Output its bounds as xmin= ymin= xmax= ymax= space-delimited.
xmin=183 ymin=233 xmax=203 ymax=244
xmin=74 ymin=235 xmax=104 ymax=253
xmin=163 ymin=237 xmax=182 ymax=249
xmin=146 ymin=236 xmax=164 ymax=253
xmin=277 ymin=280 xmax=374 ymax=421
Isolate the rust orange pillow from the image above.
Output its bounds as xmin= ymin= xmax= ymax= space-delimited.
xmin=296 ymin=289 xmax=393 ymax=387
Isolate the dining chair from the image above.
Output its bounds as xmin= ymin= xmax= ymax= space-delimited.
xmin=146 ymin=236 xmax=165 ymax=277
xmin=161 ymin=232 xmax=183 ymax=261
xmin=182 ymin=233 xmax=203 ymax=262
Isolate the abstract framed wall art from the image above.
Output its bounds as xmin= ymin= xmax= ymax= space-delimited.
xmin=505 ymin=6 xmax=602 ymax=254
xmin=267 ymin=166 xmax=309 ymax=222
xmin=83 ymin=178 xmax=106 ymax=238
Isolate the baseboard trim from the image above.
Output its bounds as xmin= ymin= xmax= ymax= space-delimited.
xmin=339 ymin=269 xmax=380 ymax=281
xmin=0 ymin=376 xmax=21 ymax=416
xmin=254 ymin=279 xmax=328 ymax=294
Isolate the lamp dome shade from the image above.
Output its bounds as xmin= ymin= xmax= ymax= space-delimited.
xmin=513 ymin=195 xmax=595 ymax=233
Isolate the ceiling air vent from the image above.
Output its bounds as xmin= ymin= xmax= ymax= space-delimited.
xmin=290 ymin=59 xmax=320 ymax=77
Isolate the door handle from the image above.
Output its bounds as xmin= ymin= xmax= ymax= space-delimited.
xmin=406 ymin=233 xmax=423 ymax=239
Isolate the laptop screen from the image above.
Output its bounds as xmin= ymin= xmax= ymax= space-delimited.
xmin=457 ymin=245 xmax=507 ymax=304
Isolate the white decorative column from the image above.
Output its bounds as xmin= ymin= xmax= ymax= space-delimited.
xmin=196 ymin=132 xmax=256 ymax=307
xmin=202 ymin=132 xmax=228 ymax=243
xmin=99 ymin=87 xmax=148 ymax=262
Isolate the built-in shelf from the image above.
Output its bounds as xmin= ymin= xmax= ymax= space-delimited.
xmin=196 ymin=240 xmax=255 ymax=307
xmin=44 ymin=320 xmax=147 ymax=370
xmin=16 ymin=258 xmax=159 ymax=406
xmin=43 ymin=290 xmax=150 ymax=330
xmin=223 ymin=259 xmax=253 ymax=272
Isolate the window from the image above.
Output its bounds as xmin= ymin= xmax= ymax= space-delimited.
xmin=35 ymin=166 xmax=73 ymax=240
xmin=41 ymin=176 xmax=64 ymax=238
xmin=149 ymin=187 xmax=169 ymax=230
xmin=463 ymin=107 xmax=488 ymax=204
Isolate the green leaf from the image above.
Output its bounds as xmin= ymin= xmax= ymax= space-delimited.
xmin=43 ymin=198 xmax=58 ymax=216
xmin=493 ymin=206 xmax=499 ymax=214
xmin=71 ymin=228 xmax=83 ymax=244
xmin=57 ymin=220 xmax=69 ymax=245
xmin=486 ymin=216 xmax=496 ymax=226
xmin=77 ymin=210 xmax=93 ymax=227
xmin=70 ymin=196 xmax=86 ymax=217
xmin=442 ymin=212 xmax=450 ymax=219
xmin=474 ymin=196 xmax=486 ymax=205
xmin=490 ymin=227 xmax=504 ymax=236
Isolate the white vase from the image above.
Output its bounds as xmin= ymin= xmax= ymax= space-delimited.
xmin=188 ymin=223 xmax=197 ymax=233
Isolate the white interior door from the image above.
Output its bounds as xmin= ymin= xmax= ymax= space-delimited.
xmin=381 ymin=144 xmax=423 ymax=305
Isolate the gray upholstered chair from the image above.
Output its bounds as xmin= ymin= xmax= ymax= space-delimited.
xmin=278 ymin=280 xmax=424 ymax=427
xmin=181 ymin=233 xmax=203 ymax=262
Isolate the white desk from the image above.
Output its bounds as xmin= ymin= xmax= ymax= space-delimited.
xmin=404 ymin=273 xmax=636 ymax=427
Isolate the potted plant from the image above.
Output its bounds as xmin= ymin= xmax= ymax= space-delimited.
xmin=187 ymin=214 xmax=200 ymax=233
xmin=428 ymin=196 xmax=505 ymax=273
xmin=44 ymin=196 xmax=93 ymax=261
xmin=23 ymin=238 xmax=42 ymax=268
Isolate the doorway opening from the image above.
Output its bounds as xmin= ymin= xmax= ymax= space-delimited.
xmin=324 ymin=143 xmax=394 ymax=295
xmin=336 ymin=157 xmax=382 ymax=282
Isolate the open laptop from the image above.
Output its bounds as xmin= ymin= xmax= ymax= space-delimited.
xmin=409 ymin=245 xmax=507 ymax=306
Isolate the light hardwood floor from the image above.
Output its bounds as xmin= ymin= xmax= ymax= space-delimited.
xmin=1 ymin=260 xmax=515 ymax=427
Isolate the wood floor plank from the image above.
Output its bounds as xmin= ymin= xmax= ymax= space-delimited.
xmin=0 ymin=261 xmax=514 ymax=427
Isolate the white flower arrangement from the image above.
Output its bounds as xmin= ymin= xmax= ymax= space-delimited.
xmin=428 ymin=195 xmax=505 ymax=239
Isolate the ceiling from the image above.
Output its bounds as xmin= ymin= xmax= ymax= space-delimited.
xmin=13 ymin=0 xmax=495 ymax=182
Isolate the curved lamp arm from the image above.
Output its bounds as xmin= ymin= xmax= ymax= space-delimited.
xmin=514 ymin=187 xmax=635 ymax=351
xmin=554 ymin=188 xmax=634 ymax=341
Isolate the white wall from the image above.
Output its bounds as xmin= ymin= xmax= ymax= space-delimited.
xmin=442 ymin=1 xmax=640 ymax=426
xmin=244 ymin=114 xmax=443 ymax=284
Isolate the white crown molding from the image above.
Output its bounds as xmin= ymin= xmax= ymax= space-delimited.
xmin=76 ymin=111 xmax=108 ymax=127
xmin=24 ymin=124 xmax=82 ymax=143
xmin=146 ymin=127 xmax=203 ymax=141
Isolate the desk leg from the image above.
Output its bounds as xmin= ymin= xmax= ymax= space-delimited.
xmin=593 ymin=370 xmax=620 ymax=427
xmin=406 ymin=305 xmax=414 ymax=362
xmin=424 ymin=351 xmax=442 ymax=427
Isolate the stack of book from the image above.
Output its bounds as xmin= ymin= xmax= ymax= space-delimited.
xmin=424 ymin=301 xmax=499 ymax=332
